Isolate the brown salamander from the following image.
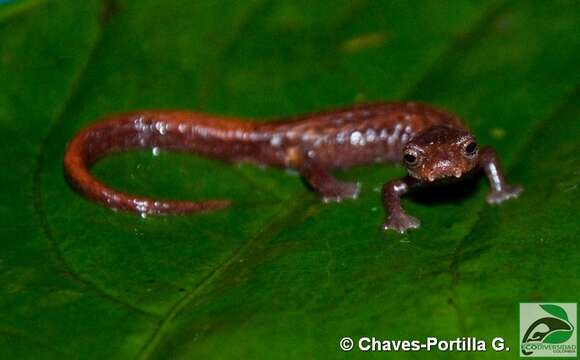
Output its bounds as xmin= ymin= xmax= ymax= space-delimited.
xmin=64 ymin=102 xmax=523 ymax=233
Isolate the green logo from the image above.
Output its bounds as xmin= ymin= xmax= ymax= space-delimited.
xmin=520 ymin=303 xmax=577 ymax=357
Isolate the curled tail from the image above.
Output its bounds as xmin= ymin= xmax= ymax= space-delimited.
xmin=63 ymin=111 xmax=249 ymax=215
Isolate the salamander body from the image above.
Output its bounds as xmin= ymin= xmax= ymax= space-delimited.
xmin=64 ymin=102 xmax=522 ymax=232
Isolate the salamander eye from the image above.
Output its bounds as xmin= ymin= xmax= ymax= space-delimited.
xmin=404 ymin=153 xmax=417 ymax=165
xmin=464 ymin=142 xmax=478 ymax=157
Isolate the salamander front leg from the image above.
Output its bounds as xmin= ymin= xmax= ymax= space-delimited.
xmin=382 ymin=176 xmax=421 ymax=233
xmin=479 ymin=147 xmax=523 ymax=204
xmin=300 ymin=160 xmax=360 ymax=203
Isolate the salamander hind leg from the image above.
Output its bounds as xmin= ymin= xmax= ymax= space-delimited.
xmin=299 ymin=160 xmax=360 ymax=203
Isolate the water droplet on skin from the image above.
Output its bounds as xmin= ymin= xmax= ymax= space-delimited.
xmin=134 ymin=116 xmax=147 ymax=131
xmin=134 ymin=199 xmax=149 ymax=214
xmin=350 ymin=131 xmax=365 ymax=146
xmin=379 ymin=129 xmax=388 ymax=140
xmin=199 ymin=128 xmax=209 ymax=138
xmin=155 ymin=121 xmax=167 ymax=135
xmin=388 ymin=124 xmax=402 ymax=145
xmin=270 ymin=135 xmax=282 ymax=147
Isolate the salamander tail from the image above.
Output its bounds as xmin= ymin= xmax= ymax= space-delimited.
xmin=63 ymin=115 xmax=232 ymax=216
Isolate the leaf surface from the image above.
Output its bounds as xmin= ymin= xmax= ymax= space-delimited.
xmin=0 ymin=0 xmax=578 ymax=358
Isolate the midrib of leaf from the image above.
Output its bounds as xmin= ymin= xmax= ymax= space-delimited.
xmin=31 ymin=0 xmax=159 ymax=318
xmin=136 ymin=1 xmax=509 ymax=358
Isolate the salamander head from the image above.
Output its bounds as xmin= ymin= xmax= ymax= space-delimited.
xmin=402 ymin=126 xmax=479 ymax=182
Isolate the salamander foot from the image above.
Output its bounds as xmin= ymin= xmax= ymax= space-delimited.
xmin=383 ymin=213 xmax=421 ymax=233
xmin=321 ymin=182 xmax=361 ymax=203
xmin=486 ymin=185 xmax=523 ymax=205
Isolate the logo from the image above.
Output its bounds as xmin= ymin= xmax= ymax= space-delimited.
xmin=520 ymin=303 xmax=577 ymax=357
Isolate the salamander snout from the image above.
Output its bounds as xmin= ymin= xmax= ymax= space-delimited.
xmin=402 ymin=126 xmax=479 ymax=182
xmin=426 ymin=159 xmax=463 ymax=181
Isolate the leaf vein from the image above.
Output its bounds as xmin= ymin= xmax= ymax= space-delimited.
xmin=136 ymin=195 xmax=314 ymax=359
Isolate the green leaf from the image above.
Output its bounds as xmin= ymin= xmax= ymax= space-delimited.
xmin=1 ymin=0 xmax=579 ymax=359
xmin=540 ymin=304 xmax=570 ymax=322
xmin=543 ymin=330 xmax=573 ymax=344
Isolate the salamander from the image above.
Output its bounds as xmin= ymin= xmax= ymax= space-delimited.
xmin=64 ymin=102 xmax=523 ymax=233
